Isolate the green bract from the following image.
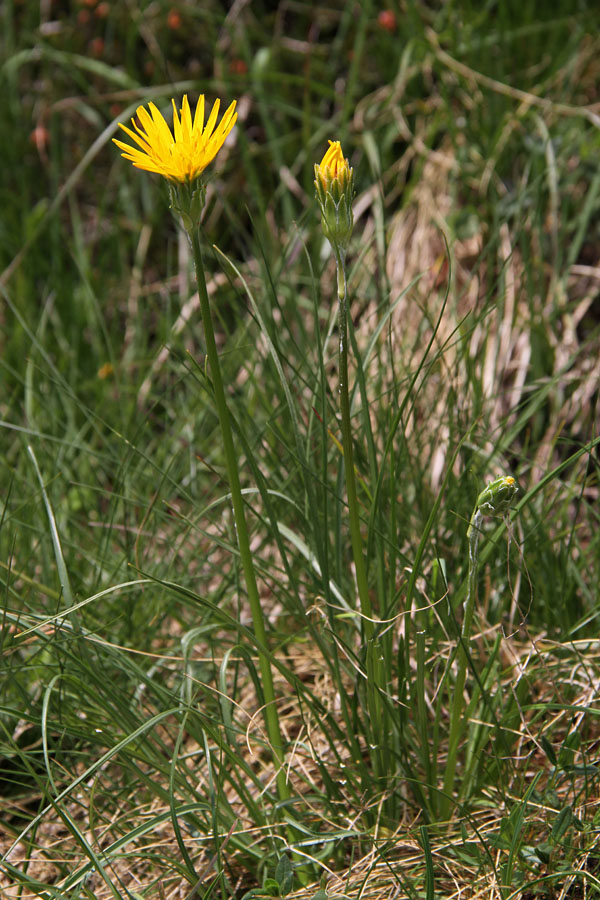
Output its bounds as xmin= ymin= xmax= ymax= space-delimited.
xmin=168 ymin=179 xmax=207 ymax=234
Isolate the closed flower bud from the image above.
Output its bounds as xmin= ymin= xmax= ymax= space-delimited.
xmin=314 ymin=140 xmax=354 ymax=253
xmin=475 ymin=475 xmax=519 ymax=518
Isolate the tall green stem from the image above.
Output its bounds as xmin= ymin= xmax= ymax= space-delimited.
xmin=335 ymin=250 xmax=373 ymax=639
xmin=441 ymin=508 xmax=482 ymax=821
xmin=440 ymin=475 xmax=518 ymax=823
xmin=189 ymin=228 xmax=289 ymax=807
xmin=336 ymin=252 xmax=388 ymax=792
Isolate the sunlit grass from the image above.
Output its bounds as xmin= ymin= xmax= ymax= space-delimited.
xmin=2 ymin=2 xmax=600 ymax=899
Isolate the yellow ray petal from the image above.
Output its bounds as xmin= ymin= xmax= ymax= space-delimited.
xmin=203 ymin=98 xmax=221 ymax=141
xmin=192 ymin=95 xmax=205 ymax=135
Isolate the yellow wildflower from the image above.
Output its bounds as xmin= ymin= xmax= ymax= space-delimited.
xmin=113 ymin=94 xmax=237 ymax=183
xmin=97 ymin=362 xmax=114 ymax=379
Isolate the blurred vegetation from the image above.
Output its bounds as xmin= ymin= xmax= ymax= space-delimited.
xmin=2 ymin=1 xmax=600 ymax=898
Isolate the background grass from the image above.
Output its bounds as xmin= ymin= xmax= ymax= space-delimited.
xmin=2 ymin=1 xmax=600 ymax=898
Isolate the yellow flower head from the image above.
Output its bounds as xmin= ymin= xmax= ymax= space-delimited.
xmin=113 ymin=94 xmax=237 ymax=183
xmin=316 ymin=140 xmax=349 ymax=188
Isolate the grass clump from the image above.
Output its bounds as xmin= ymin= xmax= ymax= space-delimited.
xmin=2 ymin=2 xmax=600 ymax=899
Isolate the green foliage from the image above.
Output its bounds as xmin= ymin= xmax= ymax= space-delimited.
xmin=2 ymin=1 xmax=600 ymax=898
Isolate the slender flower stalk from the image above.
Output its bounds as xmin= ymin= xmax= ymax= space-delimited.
xmin=189 ymin=232 xmax=290 ymax=807
xmin=114 ymin=96 xmax=290 ymax=809
xmin=441 ymin=475 xmax=519 ymax=821
xmin=335 ymin=251 xmax=373 ymax=639
xmin=315 ymin=142 xmax=372 ymax=638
